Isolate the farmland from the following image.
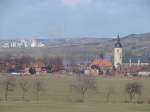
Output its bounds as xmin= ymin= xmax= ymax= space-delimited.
xmin=0 ymin=75 xmax=150 ymax=112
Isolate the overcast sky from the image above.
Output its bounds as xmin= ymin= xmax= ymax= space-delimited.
xmin=0 ymin=0 xmax=150 ymax=39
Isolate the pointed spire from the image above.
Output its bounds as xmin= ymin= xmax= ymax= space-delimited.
xmin=117 ymin=34 xmax=120 ymax=42
xmin=115 ymin=34 xmax=122 ymax=48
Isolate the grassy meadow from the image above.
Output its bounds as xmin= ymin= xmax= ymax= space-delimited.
xmin=0 ymin=75 xmax=150 ymax=112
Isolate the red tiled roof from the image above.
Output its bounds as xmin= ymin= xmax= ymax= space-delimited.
xmin=91 ymin=59 xmax=112 ymax=67
xmin=33 ymin=59 xmax=46 ymax=68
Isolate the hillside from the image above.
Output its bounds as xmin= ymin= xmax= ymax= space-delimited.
xmin=0 ymin=33 xmax=150 ymax=62
xmin=97 ymin=32 xmax=150 ymax=57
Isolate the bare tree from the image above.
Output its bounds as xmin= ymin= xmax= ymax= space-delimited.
xmin=33 ymin=79 xmax=46 ymax=102
xmin=105 ymin=86 xmax=115 ymax=103
xmin=19 ymin=79 xmax=30 ymax=100
xmin=125 ymin=82 xmax=142 ymax=102
xmin=43 ymin=56 xmax=64 ymax=73
xmin=70 ymin=74 xmax=97 ymax=102
xmin=2 ymin=76 xmax=16 ymax=101
xmin=55 ymin=56 xmax=64 ymax=71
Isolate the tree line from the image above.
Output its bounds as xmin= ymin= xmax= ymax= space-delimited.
xmin=0 ymin=55 xmax=64 ymax=73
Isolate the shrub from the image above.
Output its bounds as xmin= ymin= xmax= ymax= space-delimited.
xmin=70 ymin=74 xmax=97 ymax=102
xmin=2 ymin=76 xmax=16 ymax=101
xmin=33 ymin=79 xmax=46 ymax=102
xmin=29 ymin=67 xmax=36 ymax=75
xmin=125 ymin=82 xmax=142 ymax=102
xmin=131 ymin=73 xmax=138 ymax=77
xmin=105 ymin=86 xmax=115 ymax=103
xmin=19 ymin=79 xmax=30 ymax=100
xmin=136 ymin=100 xmax=144 ymax=104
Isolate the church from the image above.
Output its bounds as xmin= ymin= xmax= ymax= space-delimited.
xmin=88 ymin=35 xmax=150 ymax=76
xmin=114 ymin=35 xmax=150 ymax=68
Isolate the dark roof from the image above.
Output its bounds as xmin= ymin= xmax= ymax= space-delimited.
xmin=123 ymin=56 xmax=150 ymax=63
xmin=115 ymin=35 xmax=122 ymax=48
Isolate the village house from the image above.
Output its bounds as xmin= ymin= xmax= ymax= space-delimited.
xmin=90 ymin=59 xmax=113 ymax=76
xmin=33 ymin=59 xmax=47 ymax=74
xmin=138 ymin=68 xmax=150 ymax=77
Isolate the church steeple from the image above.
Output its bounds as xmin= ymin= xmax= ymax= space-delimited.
xmin=115 ymin=34 xmax=122 ymax=48
xmin=117 ymin=34 xmax=120 ymax=42
xmin=114 ymin=34 xmax=123 ymax=68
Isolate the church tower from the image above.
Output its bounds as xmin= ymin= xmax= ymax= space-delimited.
xmin=114 ymin=35 xmax=123 ymax=68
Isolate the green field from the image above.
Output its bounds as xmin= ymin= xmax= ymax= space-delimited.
xmin=0 ymin=75 xmax=150 ymax=112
